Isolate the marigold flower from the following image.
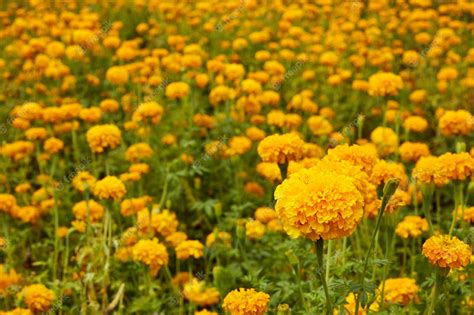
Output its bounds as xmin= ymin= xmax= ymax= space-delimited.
xmin=183 ymin=279 xmax=220 ymax=306
xmin=175 ymin=240 xmax=204 ymax=259
xmin=256 ymin=162 xmax=281 ymax=182
xmin=19 ymin=284 xmax=55 ymax=312
xmin=166 ymin=231 xmax=188 ymax=247
xmin=72 ymin=171 xmax=96 ymax=192
xmin=368 ymin=72 xmax=403 ymax=96
xmin=43 ymin=137 xmax=64 ymax=154
xmin=0 ymin=265 xmax=21 ymax=295
xmin=151 ymin=209 xmax=178 ymax=237
xmin=438 ymin=152 xmax=474 ymax=181
xmin=395 ymin=216 xmax=429 ymax=239
xmin=399 ymin=142 xmax=430 ymax=162
xmin=132 ymin=102 xmax=164 ymax=125
xmin=93 ymin=176 xmax=127 ymax=201
xmin=422 ymin=235 xmax=471 ymax=269
xmin=132 ymin=238 xmax=169 ymax=276
xmin=412 ymin=156 xmax=448 ymax=186
xmin=86 ymin=124 xmax=122 ymax=153
xmin=438 ymin=110 xmax=473 ymax=136
xmin=0 ymin=194 xmax=17 ymax=214
xmin=403 ymin=116 xmax=428 ymax=133
xmin=165 ymin=82 xmax=190 ymax=100
xmin=275 ymin=167 xmax=364 ymax=240
xmin=370 ymin=160 xmax=408 ymax=187
xmin=380 ymin=278 xmax=419 ymax=305
xmin=307 ymin=115 xmax=333 ymax=136
xmin=254 ymin=207 xmax=277 ymax=224
xmin=337 ymin=292 xmax=378 ymax=314
xmin=326 ymin=144 xmax=379 ymax=176
xmin=226 ymin=136 xmax=252 ymax=156
xmin=106 ymin=66 xmax=129 ymax=85
xmin=245 ymin=220 xmax=266 ymax=240
xmin=257 ymin=133 xmax=304 ymax=164
xmin=205 ymin=230 xmax=232 ymax=247
xmin=222 ymin=288 xmax=270 ymax=315
xmin=370 ymin=127 xmax=399 ymax=156
xmin=72 ymin=200 xmax=104 ymax=222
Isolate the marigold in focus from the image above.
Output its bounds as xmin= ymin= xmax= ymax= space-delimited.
xmin=93 ymin=176 xmax=126 ymax=201
xmin=222 ymin=288 xmax=270 ymax=315
xmin=274 ymin=168 xmax=364 ymax=240
xmin=422 ymin=235 xmax=471 ymax=269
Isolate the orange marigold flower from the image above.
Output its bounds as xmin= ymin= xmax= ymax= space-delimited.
xmin=438 ymin=110 xmax=473 ymax=136
xmin=106 ymin=66 xmax=129 ymax=85
xmin=395 ymin=216 xmax=429 ymax=239
xmin=399 ymin=142 xmax=430 ymax=162
xmin=422 ymin=235 xmax=471 ymax=269
xmin=257 ymin=133 xmax=304 ymax=164
xmin=274 ymin=168 xmax=364 ymax=240
xmin=183 ymin=279 xmax=220 ymax=306
xmin=19 ymin=284 xmax=55 ymax=312
xmin=368 ymin=72 xmax=403 ymax=96
xmin=370 ymin=127 xmax=399 ymax=157
xmin=245 ymin=220 xmax=266 ymax=240
xmin=43 ymin=137 xmax=64 ymax=154
xmin=72 ymin=171 xmax=96 ymax=192
xmin=86 ymin=124 xmax=122 ymax=153
xmin=326 ymin=144 xmax=379 ymax=176
xmin=380 ymin=278 xmax=419 ymax=305
xmin=175 ymin=240 xmax=204 ymax=259
xmin=438 ymin=152 xmax=474 ymax=181
xmin=93 ymin=176 xmax=126 ymax=201
xmin=412 ymin=156 xmax=448 ymax=186
xmin=132 ymin=238 xmax=169 ymax=276
xmin=403 ymin=116 xmax=428 ymax=133
xmin=222 ymin=288 xmax=270 ymax=315
xmin=151 ymin=209 xmax=178 ymax=237
xmin=72 ymin=200 xmax=104 ymax=222
xmin=0 ymin=265 xmax=21 ymax=295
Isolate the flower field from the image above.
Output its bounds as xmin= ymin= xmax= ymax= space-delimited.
xmin=1 ymin=0 xmax=474 ymax=314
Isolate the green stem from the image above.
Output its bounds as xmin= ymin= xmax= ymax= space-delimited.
xmin=424 ymin=269 xmax=445 ymax=315
xmin=421 ymin=184 xmax=435 ymax=234
xmin=355 ymin=179 xmax=399 ymax=314
xmin=316 ymin=238 xmax=332 ymax=315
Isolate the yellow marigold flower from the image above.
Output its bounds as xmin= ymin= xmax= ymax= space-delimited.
xmin=370 ymin=127 xmax=399 ymax=156
xmin=437 ymin=67 xmax=458 ymax=81
xmin=403 ymin=116 xmax=428 ymax=133
xmin=43 ymin=137 xmax=64 ymax=154
xmin=151 ymin=209 xmax=178 ymax=237
xmin=409 ymin=89 xmax=427 ymax=104
xmin=246 ymin=127 xmax=266 ymax=142
xmin=395 ymin=216 xmax=429 ymax=239
xmin=195 ymin=310 xmax=217 ymax=315
xmin=1 ymin=141 xmax=35 ymax=161
xmin=56 ymin=226 xmax=69 ymax=238
xmin=438 ymin=152 xmax=474 ymax=181
xmin=370 ymin=160 xmax=408 ymax=187
xmin=79 ymin=107 xmax=102 ymax=123
xmin=205 ymin=230 xmax=232 ymax=247
xmin=368 ymin=72 xmax=403 ymax=96
xmin=99 ymin=99 xmax=119 ymax=113
xmin=183 ymin=279 xmax=220 ymax=306
xmin=120 ymin=196 xmax=151 ymax=217
xmin=72 ymin=200 xmax=104 ymax=222
xmin=132 ymin=238 xmax=169 ymax=276
xmin=165 ymin=82 xmax=190 ymax=100
xmin=422 ymin=235 xmax=471 ymax=269
xmin=399 ymin=142 xmax=430 ymax=162
xmin=256 ymin=162 xmax=281 ymax=182
xmin=175 ymin=240 xmax=204 ymax=260
xmin=254 ymin=207 xmax=277 ymax=224
xmin=93 ymin=176 xmax=127 ymax=201
xmin=438 ymin=110 xmax=473 ymax=136
xmin=275 ymin=168 xmax=364 ymax=240
xmin=11 ymin=206 xmax=43 ymax=224
xmin=222 ymin=288 xmax=270 ymax=315
xmin=19 ymin=284 xmax=55 ymax=312
xmin=106 ymin=66 xmax=129 ymax=85
xmin=0 ymin=265 xmax=21 ymax=295
xmin=0 ymin=194 xmax=17 ymax=214
xmin=307 ymin=115 xmax=333 ymax=136
xmin=24 ymin=127 xmax=47 ymax=141
xmin=225 ymin=136 xmax=252 ymax=157
xmin=319 ymin=51 xmax=338 ymax=67
xmin=166 ymin=231 xmax=188 ymax=247
xmin=413 ymin=156 xmax=448 ymax=186
xmin=380 ymin=278 xmax=419 ymax=305
xmin=162 ymin=134 xmax=177 ymax=145
xmin=86 ymin=124 xmax=122 ymax=153
xmin=326 ymin=144 xmax=379 ymax=176
xmin=257 ymin=133 xmax=304 ymax=164
xmin=72 ymin=171 xmax=96 ymax=192
xmin=245 ymin=220 xmax=266 ymax=240
xmin=209 ymin=85 xmax=236 ymax=106
xmin=336 ymin=292 xmax=378 ymax=314
xmin=132 ymin=102 xmax=164 ymax=125
xmin=453 ymin=206 xmax=474 ymax=224
xmin=125 ymin=143 xmax=153 ymax=162
xmin=129 ymin=163 xmax=149 ymax=175
xmin=15 ymin=183 xmax=31 ymax=194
